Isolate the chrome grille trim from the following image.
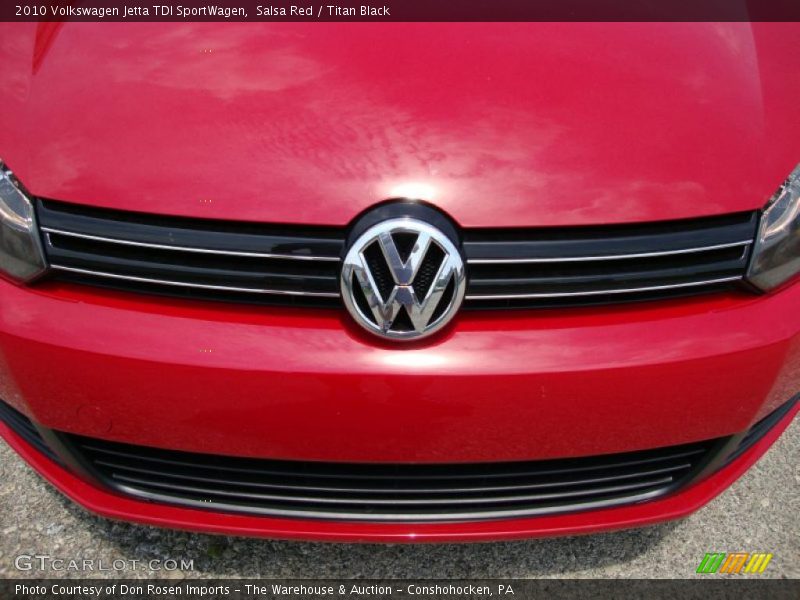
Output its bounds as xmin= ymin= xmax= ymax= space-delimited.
xmin=467 ymin=240 xmax=752 ymax=264
xmin=67 ymin=433 xmax=716 ymax=522
xmin=108 ymin=483 xmax=670 ymax=522
xmin=49 ymin=265 xmax=341 ymax=298
xmin=41 ymin=227 xmax=340 ymax=262
xmin=37 ymin=198 xmax=758 ymax=309
xmin=112 ymin=474 xmax=676 ymax=507
xmin=465 ymin=275 xmax=744 ymax=301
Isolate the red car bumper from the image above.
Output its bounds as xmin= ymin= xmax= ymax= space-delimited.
xmin=0 ymin=275 xmax=798 ymax=541
xmin=2 ymin=397 xmax=796 ymax=543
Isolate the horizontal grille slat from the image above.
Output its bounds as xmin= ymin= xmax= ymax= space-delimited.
xmin=467 ymin=240 xmax=752 ymax=264
xmin=467 ymin=245 xmax=747 ymax=281
xmin=465 ymin=275 xmax=743 ymax=300
xmin=70 ymin=434 xmax=716 ymax=522
xmin=110 ymin=473 xmax=677 ymax=506
xmin=79 ymin=442 xmax=706 ymax=480
xmin=41 ymin=227 xmax=341 ymax=261
xmin=46 ymin=236 xmax=339 ymax=295
xmin=38 ymin=201 xmax=344 ymax=259
xmin=95 ymin=458 xmax=693 ymax=494
xmin=49 ymin=265 xmax=340 ymax=298
xmin=467 ymin=258 xmax=746 ymax=294
xmin=464 ymin=211 xmax=757 ymax=258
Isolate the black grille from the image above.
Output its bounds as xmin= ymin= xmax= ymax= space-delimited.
xmin=0 ymin=400 xmax=61 ymax=465
xmin=362 ymin=241 xmax=395 ymax=301
xmin=68 ymin=435 xmax=716 ymax=522
xmin=413 ymin=243 xmax=446 ymax=299
xmin=37 ymin=199 xmax=344 ymax=308
xmin=463 ymin=212 xmax=757 ymax=308
xmin=38 ymin=199 xmax=758 ymax=310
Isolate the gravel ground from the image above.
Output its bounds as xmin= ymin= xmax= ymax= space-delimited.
xmin=0 ymin=419 xmax=797 ymax=580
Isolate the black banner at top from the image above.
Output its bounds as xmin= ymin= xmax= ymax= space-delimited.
xmin=3 ymin=0 xmax=800 ymax=22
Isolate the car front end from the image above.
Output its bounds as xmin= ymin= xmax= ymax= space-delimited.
xmin=0 ymin=22 xmax=798 ymax=542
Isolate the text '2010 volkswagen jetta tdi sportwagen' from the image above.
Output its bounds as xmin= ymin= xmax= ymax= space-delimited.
xmin=0 ymin=22 xmax=798 ymax=542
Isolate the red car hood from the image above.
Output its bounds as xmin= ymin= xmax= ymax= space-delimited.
xmin=1 ymin=22 xmax=799 ymax=227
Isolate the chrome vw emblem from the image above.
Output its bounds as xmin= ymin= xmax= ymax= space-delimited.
xmin=341 ymin=218 xmax=466 ymax=340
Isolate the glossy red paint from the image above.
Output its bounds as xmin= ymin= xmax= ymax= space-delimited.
xmin=2 ymin=277 xmax=799 ymax=463
xmin=1 ymin=23 xmax=800 ymax=227
xmin=2 ymin=398 xmax=797 ymax=542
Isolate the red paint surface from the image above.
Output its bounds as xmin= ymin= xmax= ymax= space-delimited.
xmin=1 ymin=23 xmax=799 ymax=226
xmin=1 ymin=278 xmax=798 ymax=463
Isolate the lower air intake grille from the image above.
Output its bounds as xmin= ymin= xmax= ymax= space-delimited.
xmin=69 ymin=436 xmax=717 ymax=522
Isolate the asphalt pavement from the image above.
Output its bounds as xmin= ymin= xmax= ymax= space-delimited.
xmin=1 ymin=419 xmax=797 ymax=579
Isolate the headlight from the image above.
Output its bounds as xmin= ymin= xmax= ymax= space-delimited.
xmin=746 ymin=164 xmax=800 ymax=291
xmin=0 ymin=160 xmax=47 ymax=282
